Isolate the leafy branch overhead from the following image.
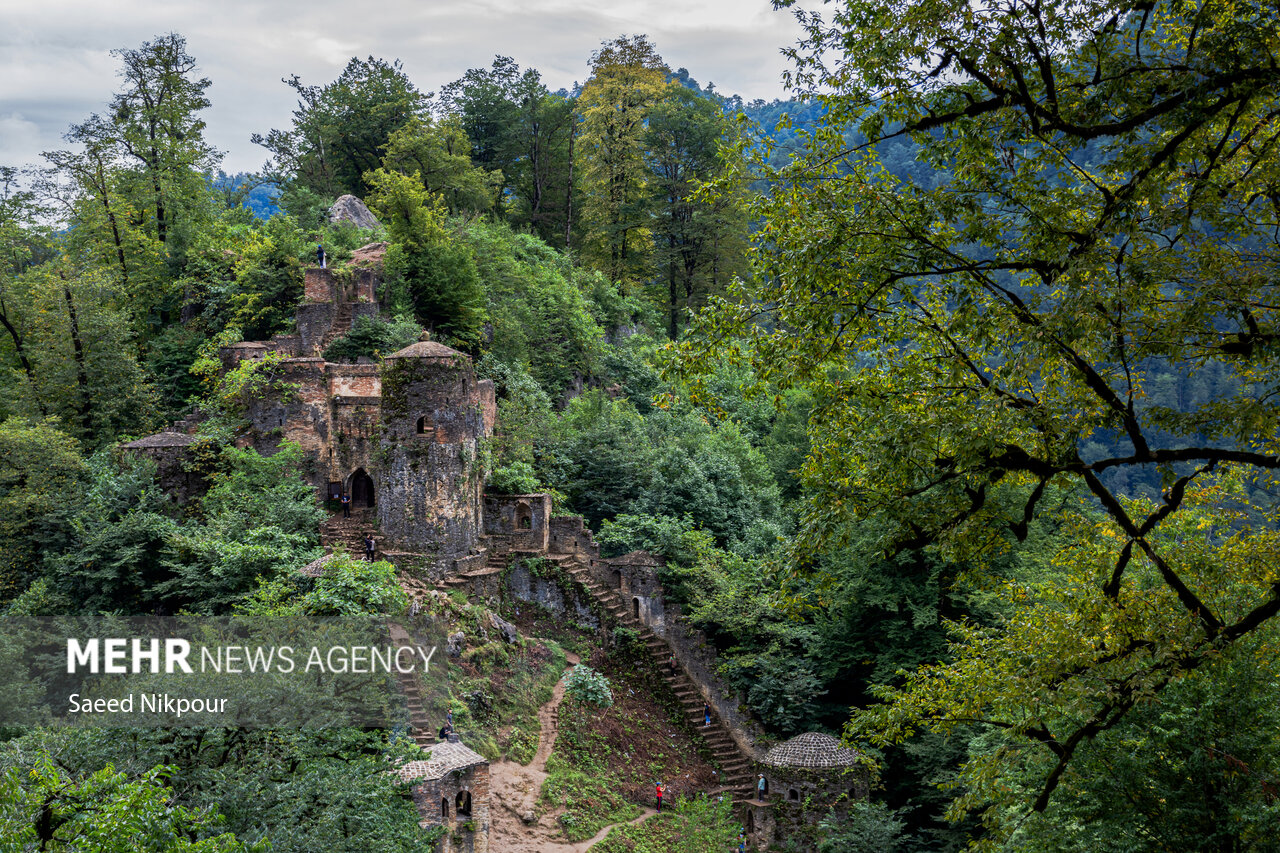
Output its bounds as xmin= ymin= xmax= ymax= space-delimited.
xmin=677 ymin=0 xmax=1280 ymax=836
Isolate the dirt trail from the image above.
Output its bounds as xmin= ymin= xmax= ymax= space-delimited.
xmin=487 ymin=651 xmax=656 ymax=853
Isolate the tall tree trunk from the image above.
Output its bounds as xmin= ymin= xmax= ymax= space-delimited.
xmin=0 ymin=295 xmax=47 ymax=417
xmin=92 ymin=159 xmax=130 ymax=288
xmin=669 ymin=233 xmax=680 ymax=340
xmin=149 ymin=151 xmax=167 ymax=245
xmin=565 ymin=109 xmax=576 ymax=250
xmin=61 ymin=276 xmax=94 ymax=437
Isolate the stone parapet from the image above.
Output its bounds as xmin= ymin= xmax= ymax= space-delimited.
xmin=483 ymin=494 xmax=551 ymax=553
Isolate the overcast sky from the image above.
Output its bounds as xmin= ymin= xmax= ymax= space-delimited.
xmin=0 ymin=0 xmax=809 ymax=175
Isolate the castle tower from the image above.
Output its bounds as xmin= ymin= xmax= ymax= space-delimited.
xmin=377 ymin=341 xmax=496 ymax=580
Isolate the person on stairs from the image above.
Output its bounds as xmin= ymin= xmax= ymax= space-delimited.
xmin=341 ymin=492 xmax=351 ymax=518
xmin=364 ymin=534 xmax=376 ymax=562
xmin=704 ymin=702 xmax=712 ymax=727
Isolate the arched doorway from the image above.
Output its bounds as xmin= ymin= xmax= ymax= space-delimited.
xmin=633 ymin=598 xmax=640 ymax=619
xmin=455 ymin=790 xmax=472 ymax=817
xmin=746 ymin=810 xmax=755 ymax=832
xmin=516 ymin=501 xmax=532 ymax=530
xmin=347 ymin=469 xmax=375 ymax=507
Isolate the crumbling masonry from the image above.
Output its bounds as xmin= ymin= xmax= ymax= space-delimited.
xmin=126 ymin=257 xmax=862 ymax=851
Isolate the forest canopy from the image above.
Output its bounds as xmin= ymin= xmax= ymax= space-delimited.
xmin=2 ymin=8 xmax=1280 ymax=850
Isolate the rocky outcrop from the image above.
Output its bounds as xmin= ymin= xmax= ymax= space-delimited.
xmin=327 ymin=195 xmax=382 ymax=230
xmin=349 ymin=241 xmax=388 ymax=268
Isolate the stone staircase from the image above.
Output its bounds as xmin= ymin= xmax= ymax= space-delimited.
xmin=318 ymin=301 xmax=355 ymax=354
xmin=388 ymin=622 xmax=437 ymax=749
xmin=440 ymin=549 xmax=504 ymax=590
xmin=320 ymin=508 xmax=376 ymax=557
xmin=414 ymin=547 xmax=757 ymax=798
xmin=556 ymin=559 xmax=756 ymax=799
xmin=163 ymin=409 xmax=207 ymax=435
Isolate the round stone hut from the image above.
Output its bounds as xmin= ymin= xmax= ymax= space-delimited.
xmin=742 ymin=732 xmax=867 ymax=849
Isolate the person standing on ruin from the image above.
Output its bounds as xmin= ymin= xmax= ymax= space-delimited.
xmin=316 ymin=243 xmax=326 ymax=268
xmin=341 ymin=492 xmax=351 ymax=518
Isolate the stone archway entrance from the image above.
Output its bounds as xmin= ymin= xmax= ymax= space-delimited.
xmin=347 ymin=469 xmax=375 ymax=507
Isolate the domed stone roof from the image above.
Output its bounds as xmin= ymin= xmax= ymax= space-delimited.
xmin=386 ymin=340 xmax=465 ymax=360
xmin=394 ymin=738 xmax=488 ymax=782
xmin=762 ymin=732 xmax=859 ymax=769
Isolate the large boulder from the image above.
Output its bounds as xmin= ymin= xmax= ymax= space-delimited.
xmin=488 ymin=613 xmax=520 ymax=645
xmin=349 ymin=241 xmax=388 ymax=268
xmin=327 ymin=195 xmax=382 ymax=230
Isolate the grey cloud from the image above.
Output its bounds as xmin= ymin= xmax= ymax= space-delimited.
xmin=0 ymin=0 xmax=808 ymax=174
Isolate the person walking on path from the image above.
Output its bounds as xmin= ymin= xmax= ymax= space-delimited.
xmin=316 ymin=244 xmax=326 ymax=268
xmin=704 ymin=702 xmax=712 ymax=727
xmin=364 ymin=534 xmax=376 ymax=562
xmin=341 ymin=492 xmax=351 ymax=518
xmin=655 ymin=782 xmax=664 ymax=813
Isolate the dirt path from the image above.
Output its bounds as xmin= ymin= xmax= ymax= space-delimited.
xmin=487 ymin=652 xmax=656 ymax=853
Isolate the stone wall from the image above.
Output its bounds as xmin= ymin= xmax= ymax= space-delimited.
xmin=296 ymin=302 xmax=337 ymax=354
xmin=240 ymin=357 xmax=330 ymax=489
xmin=327 ymin=364 xmax=381 ymax=484
xmin=602 ymin=551 xmax=667 ymax=629
xmin=377 ymin=346 xmax=492 ymax=580
xmin=408 ymin=760 xmax=490 ymax=853
xmin=118 ymin=434 xmax=207 ymax=506
xmin=304 ymin=267 xmax=380 ymax=305
xmin=483 ymin=494 xmax=551 ymax=553
xmin=504 ymin=559 xmax=601 ymax=630
xmin=744 ymin=766 xmax=867 ymax=850
xmin=582 ymin=546 xmax=767 ymax=759
xmin=548 ymin=516 xmax=602 ymax=562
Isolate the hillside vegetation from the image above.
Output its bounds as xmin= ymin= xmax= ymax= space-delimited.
xmin=4 ymin=3 xmax=1280 ymax=849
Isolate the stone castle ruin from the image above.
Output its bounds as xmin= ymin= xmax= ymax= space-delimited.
xmin=214 ymin=267 xmax=497 ymax=580
xmin=125 ymin=249 xmax=866 ymax=851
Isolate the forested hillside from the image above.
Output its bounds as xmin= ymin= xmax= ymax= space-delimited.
xmin=3 ymin=2 xmax=1280 ymax=849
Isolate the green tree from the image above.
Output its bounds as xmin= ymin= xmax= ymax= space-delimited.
xmin=645 ymin=84 xmax=748 ymax=338
xmin=440 ymin=57 xmax=577 ymax=243
xmin=107 ymin=33 xmax=221 ymax=255
xmin=0 ymin=260 xmax=158 ymax=444
xmin=378 ymin=115 xmax=501 ymax=213
xmin=678 ymin=0 xmax=1280 ymax=839
xmin=0 ymin=167 xmax=55 ymax=414
xmin=0 ymin=755 xmax=258 ymax=852
xmin=365 ymin=168 xmax=486 ymax=347
xmin=0 ymin=419 xmax=86 ymax=598
xmin=254 ymin=56 xmax=427 ymax=204
xmin=576 ymin=36 xmax=669 ymax=283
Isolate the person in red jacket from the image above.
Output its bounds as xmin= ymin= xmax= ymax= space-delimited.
xmin=655 ymin=782 xmax=663 ymax=812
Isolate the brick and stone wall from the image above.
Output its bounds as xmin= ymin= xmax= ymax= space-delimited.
xmin=400 ymin=736 xmax=491 ymax=853
xmin=504 ymin=559 xmax=601 ymax=630
xmin=377 ymin=343 xmax=492 ymax=581
xmin=548 ymin=516 xmax=601 ymax=561
xmin=118 ymin=433 xmax=207 ymax=506
xmin=483 ymin=494 xmax=551 ymax=553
